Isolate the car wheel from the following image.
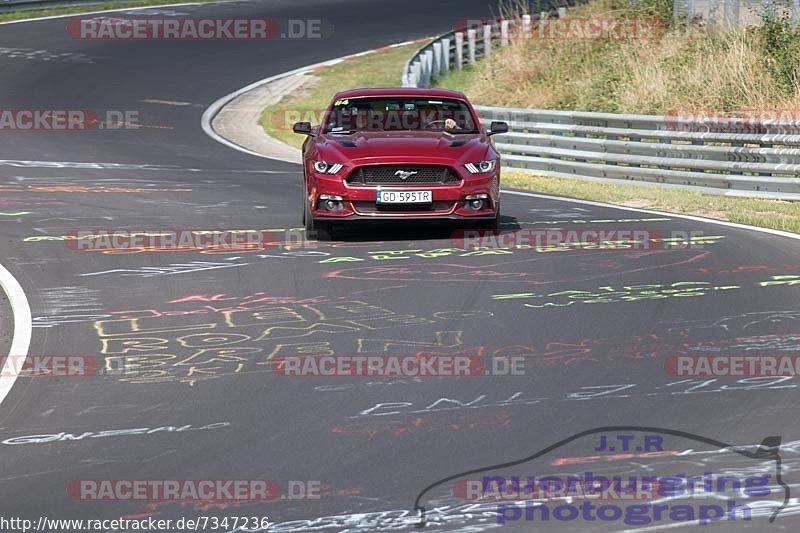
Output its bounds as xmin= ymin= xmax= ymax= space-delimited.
xmin=482 ymin=216 xmax=499 ymax=231
xmin=477 ymin=208 xmax=500 ymax=232
xmin=304 ymin=193 xmax=332 ymax=241
xmin=306 ymin=216 xmax=331 ymax=241
xmin=314 ymin=220 xmax=332 ymax=241
xmin=301 ymin=183 xmax=307 ymax=225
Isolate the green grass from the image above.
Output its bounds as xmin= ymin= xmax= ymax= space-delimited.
xmin=433 ymin=0 xmax=800 ymax=114
xmin=504 ymin=171 xmax=800 ymax=233
xmin=430 ymin=65 xmax=474 ymax=95
xmin=0 ymin=0 xmax=221 ymax=23
xmin=258 ymin=42 xmax=421 ymax=149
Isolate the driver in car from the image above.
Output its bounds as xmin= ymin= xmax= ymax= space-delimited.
xmin=444 ymin=118 xmax=461 ymax=130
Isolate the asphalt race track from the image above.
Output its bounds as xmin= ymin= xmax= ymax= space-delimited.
xmin=1 ymin=1 xmax=800 ymax=531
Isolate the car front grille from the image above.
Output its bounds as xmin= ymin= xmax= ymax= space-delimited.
xmin=347 ymin=165 xmax=461 ymax=186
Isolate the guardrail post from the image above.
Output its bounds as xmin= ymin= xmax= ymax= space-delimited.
xmin=467 ymin=28 xmax=477 ymax=64
xmin=537 ymin=12 xmax=547 ymax=39
xmin=557 ymin=6 xmax=567 ymax=18
xmin=522 ymin=14 xmax=532 ymax=36
xmin=455 ymin=32 xmax=464 ymax=70
xmin=483 ymin=24 xmax=492 ymax=58
xmin=423 ymin=49 xmax=434 ymax=86
xmin=432 ymin=42 xmax=442 ymax=79
xmin=412 ymin=61 xmax=422 ymax=87
xmin=500 ymin=19 xmax=510 ymax=45
xmin=441 ymin=38 xmax=450 ymax=74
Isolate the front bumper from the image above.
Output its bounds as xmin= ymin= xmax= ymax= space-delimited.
xmin=308 ymin=170 xmax=499 ymax=221
xmin=315 ymin=213 xmax=499 ymax=223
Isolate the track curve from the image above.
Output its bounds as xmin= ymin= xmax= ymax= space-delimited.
xmin=1 ymin=1 xmax=800 ymax=531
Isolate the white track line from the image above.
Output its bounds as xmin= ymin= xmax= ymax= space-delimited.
xmin=201 ymin=63 xmax=329 ymax=163
xmin=502 ymin=189 xmax=800 ymax=242
xmin=0 ymin=263 xmax=32 ymax=407
xmin=0 ymin=1 xmax=227 ymax=26
xmin=200 ymin=41 xmax=420 ymax=163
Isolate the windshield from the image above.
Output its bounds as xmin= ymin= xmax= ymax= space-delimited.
xmin=323 ymin=97 xmax=478 ymax=133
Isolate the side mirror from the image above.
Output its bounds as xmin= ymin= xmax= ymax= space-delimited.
xmin=487 ymin=121 xmax=509 ymax=136
xmin=293 ymin=121 xmax=315 ymax=136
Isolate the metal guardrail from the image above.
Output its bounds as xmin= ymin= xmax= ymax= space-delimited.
xmin=402 ymin=7 xmax=573 ymax=88
xmin=402 ymin=15 xmax=800 ymax=200
xmin=477 ymin=105 xmax=800 ymax=199
xmin=404 ymin=16 xmax=517 ymax=88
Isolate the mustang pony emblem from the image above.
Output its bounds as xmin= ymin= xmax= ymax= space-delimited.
xmin=394 ymin=170 xmax=418 ymax=180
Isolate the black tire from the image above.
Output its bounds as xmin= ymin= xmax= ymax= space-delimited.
xmin=304 ymin=210 xmax=332 ymax=241
xmin=301 ymin=183 xmax=307 ymax=226
xmin=481 ymin=216 xmax=499 ymax=232
xmin=477 ymin=208 xmax=500 ymax=232
xmin=303 ymin=184 xmax=332 ymax=240
xmin=315 ymin=221 xmax=332 ymax=241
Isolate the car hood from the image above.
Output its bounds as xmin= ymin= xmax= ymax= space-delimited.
xmin=315 ymin=130 xmax=491 ymax=165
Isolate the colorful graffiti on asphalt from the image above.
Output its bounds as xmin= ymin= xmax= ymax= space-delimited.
xmin=326 ymin=249 xmax=711 ymax=285
xmin=331 ymin=411 xmax=512 ymax=438
xmin=352 ymin=377 xmax=796 ymax=418
xmin=491 ymin=275 xmax=800 ymax=308
xmin=93 ymin=293 xmax=488 ymax=386
xmin=316 ymin=236 xmax=724 ymax=263
xmin=32 ymin=286 xmax=111 ymax=328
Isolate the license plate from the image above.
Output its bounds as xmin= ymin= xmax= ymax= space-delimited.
xmin=376 ymin=190 xmax=432 ymax=204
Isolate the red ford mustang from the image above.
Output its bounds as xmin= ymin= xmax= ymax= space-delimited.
xmin=293 ymin=87 xmax=508 ymax=239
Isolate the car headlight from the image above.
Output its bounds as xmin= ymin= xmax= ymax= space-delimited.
xmin=464 ymin=160 xmax=496 ymax=174
xmin=313 ymin=161 xmax=343 ymax=174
